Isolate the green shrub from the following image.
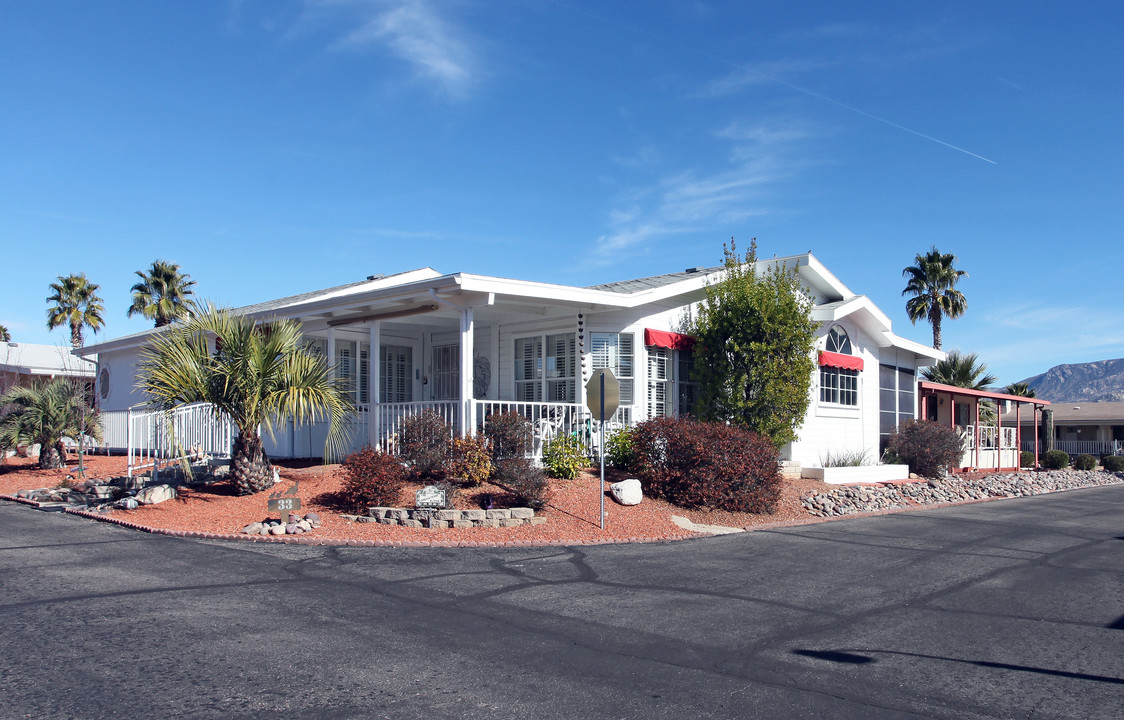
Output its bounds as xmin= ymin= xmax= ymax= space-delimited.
xmin=820 ymin=449 xmax=869 ymax=467
xmin=632 ymin=417 xmax=781 ymax=513
xmin=445 ymin=435 xmax=492 ymax=487
xmin=396 ymin=410 xmax=451 ymax=480
xmin=483 ymin=411 xmax=532 ymax=462
xmin=1020 ymin=450 xmax=1036 ymax=468
xmin=884 ymin=420 xmax=965 ymax=479
xmin=542 ymin=434 xmax=585 ymax=480
xmin=1041 ymin=449 xmax=1070 ymax=470
xmin=1074 ymin=453 xmax=1097 ymax=471
xmin=340 ymin=446 xmax=407 ymax=511
xmin=1101 ymin=455 xmax=1124 ymax=472
xmin=605 ymin=427 xmax=638 ymax=471
xmin=494 ymin=457 xmax=551 ymax=509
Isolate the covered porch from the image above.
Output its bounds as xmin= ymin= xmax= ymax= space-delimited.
xmin=918 ymin=381 xmax=1051 ymax=471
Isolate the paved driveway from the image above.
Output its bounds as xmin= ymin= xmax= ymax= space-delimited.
xmin=1 ymin=485 xmax=1122 ymax=719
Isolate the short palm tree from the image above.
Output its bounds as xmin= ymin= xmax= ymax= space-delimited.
xmin=0 ymin=378 xmax=101 ymax=469
xmin=922 ymin=351 xmax=997 ymax=390
xmin=902 ymin=247 xmax=967 ymax=350
xmin=47 ymin=273 xmax=105 ymax=348
xmin=128 ymin=260 xmax=197 ymax=327
xmin=136 ymin=306 xmax=354 ymax=495
xmin=0 ymin=325 xmax=9 ymax=342
xmin=1004 ymin=382 xmax=1036 ymax=398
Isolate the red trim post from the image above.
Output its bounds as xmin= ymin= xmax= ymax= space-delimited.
xmin=1016 ymin=403 xmax=1022 ymax=469
xmin=996 ymin=399 xmax=1002 ymax=471
xmin=1034 ymin=407 xmax=1040 ymax=468
xmin=974 ymin=398 xmax=980 ymax=471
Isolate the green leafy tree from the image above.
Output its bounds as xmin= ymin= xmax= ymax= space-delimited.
xmin=688 ymin=239 xmax=818 ymax=448
xmin=1004 ymin=382 xmax=1036 ymax=398
xmin=0 ymin=325 xmax=9 ymax=342
xmin=902 ymin=247 xmax=967 ymax=350
xmin=136 ymin=305 xmax=354 ymax=495
xmin=127 ymin=260 xmax=197 ymax=327
xmin=0 ymin=378 xmax=101 ymax=469
xmin=46 ymin=273 xmax=105 ymax=348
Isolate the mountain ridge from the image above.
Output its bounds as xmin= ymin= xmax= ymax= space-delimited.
xmin=1019 ymin=358 xmax=1124 ymax=402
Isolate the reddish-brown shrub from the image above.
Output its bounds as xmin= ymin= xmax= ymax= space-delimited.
xmin=483 ymin=411 xmax=532 ymax=462
xmin=632 ymin=417 xmax=781 ymax=513
xmin=493 ymin=457 xmax=552 ymax=510
xmin=885 ymin=419 xmax=965 ymax=478
xmin=446 ymin=435 xmax=493 ymax=487
xmin=339 ymin=446 xmax=407 ymax=511
xmin=396 ymin=410 xmax=451 ymax=480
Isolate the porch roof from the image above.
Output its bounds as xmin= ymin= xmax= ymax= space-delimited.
xmin=1002 ymin=400 xmax=1124 ymax=424
xmin=919 ymin=381 xmax=1051 ymax=407
xmin=0 ymin=342 xmax=96 ymax=377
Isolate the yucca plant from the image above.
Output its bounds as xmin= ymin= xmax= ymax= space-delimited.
xmin=0 ymin=378 xmax=101 ymax=469
xmin=136 ymin=305 xmax=354 ymax=495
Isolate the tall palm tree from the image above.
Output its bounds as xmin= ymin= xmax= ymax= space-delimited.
xmin=46 ymin=273 xmax=105 ymax=348
xmin=902 ymin=247 xmax=967 ymax=350
xmin=128 ymin=260 xmax=197 ymax=327
xmin=136 ymin=306 xmax=354 ymax=495
xmin=0 ymin=378 xmax=101 ymax=469
xmin=1004 ymin=382 xmax=1036 ymax=398
xmin=922 ymin=351 xmax=997 ymax=390
xmin=0 ymin=325 xmax=9 ymax=342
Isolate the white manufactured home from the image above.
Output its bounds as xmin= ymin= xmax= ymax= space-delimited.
xmin=79 ymin=253 xmax=944 ymax=476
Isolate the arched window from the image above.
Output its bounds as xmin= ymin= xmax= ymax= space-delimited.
xmin=826 ymin=326 xmax=852 ymax=355
xmin=820 ymin=326 xmax=859 ymax=406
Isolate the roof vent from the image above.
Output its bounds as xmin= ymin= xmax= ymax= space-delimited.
xmin=684 ymin=267 xmax=701 ymax=273
xmin=366 ymin=274 xmax=386 ymax=281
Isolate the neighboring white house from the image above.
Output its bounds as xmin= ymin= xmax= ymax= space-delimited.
xmin=77 ymin=254 xmax=943 ymax=472
xmin=0 ymin=341 xmax=96 ymax=394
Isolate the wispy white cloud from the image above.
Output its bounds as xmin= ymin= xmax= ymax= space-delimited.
xmin=591 ymin=118 xmax=812 ymax=266
xmin=299 ymin=0 xmax=478 ymax=100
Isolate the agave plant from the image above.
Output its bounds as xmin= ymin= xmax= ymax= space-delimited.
xmin=136 ymin=305 xmax=354 ymax=494
xmin=0 ymin=378 xmax=101 ymax=469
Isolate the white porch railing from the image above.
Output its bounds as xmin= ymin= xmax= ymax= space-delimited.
xmin=476 ymin=400 xmax=632 ymax=460
xmin=964 ymin=425 xmax=1018 ymax=450
xmin=126 ymin=403 xmax=235 ymax=478
xmin=362 ymin=401 xmax=459 ymax=454
xmin=1022 ymin=439 xmax=1124 ymax=456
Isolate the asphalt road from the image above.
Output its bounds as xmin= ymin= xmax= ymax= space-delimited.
xmin=1 ymin=486 xmax=1122 ymax=720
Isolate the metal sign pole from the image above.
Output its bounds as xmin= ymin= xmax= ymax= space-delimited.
xmin=599 ymin=373 xmax=605 ymax=530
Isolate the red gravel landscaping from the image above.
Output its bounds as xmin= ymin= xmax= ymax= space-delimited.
xmin=0 ymin=454 xmax=833 ymax=544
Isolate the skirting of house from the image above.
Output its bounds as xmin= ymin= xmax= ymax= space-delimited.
xmin=801 ymin=464 xmax=910 ymax=484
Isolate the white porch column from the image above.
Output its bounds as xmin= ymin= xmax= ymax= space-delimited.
xmin=327 ymin=328 xmax=337 ymax=379
xmin=460 ymin=307 xmax=474 ymax=437
xmin=369 ymin=321 xmax=381 ymax=448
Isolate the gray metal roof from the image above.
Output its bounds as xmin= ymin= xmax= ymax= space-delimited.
xmin=586 ymin=265 xmax=724 ymax=294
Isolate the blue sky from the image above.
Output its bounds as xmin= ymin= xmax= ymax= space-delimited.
xmin=2 ymin=1 xmax=1122 ymax=385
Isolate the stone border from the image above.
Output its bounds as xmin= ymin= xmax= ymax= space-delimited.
xmin=361 ymin=506 xmax=545 ymax=529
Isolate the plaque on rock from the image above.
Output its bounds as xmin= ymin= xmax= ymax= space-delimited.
xmin=415 ymin=485 xmax=447 ymax=509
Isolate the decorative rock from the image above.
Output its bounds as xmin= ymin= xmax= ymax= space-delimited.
xmin=305 ymin=512 xmax=321 ymax=526
xmin=368 ymin=507 xmax=390 ymax=519
xmin=451 ymin=520 xmax=474 ymax=529
xmin=509 ymin=507 xmax=535 ymax=520
xmin=117 ymin=497 xmax=139 ymax=510
xmin=297 ymin=520 xmax=312 ymax=532
xmin=135 ymin=484 xmax=177 ymax=505
xmin=610 ymin=478 xmax=643 ymax=506
xmin=528 ymin=517 xmax=548 ymax=526
xmin=485 ymin=509 xmax=511 ymax=520
xmin=435 ymin=509 xmax=461 ymax=521
xmin=242 ymin=522 xmax=263 ymax=535
xmin=462 ymin=509 xmax=486 ymax=521
xmin=269 ymin=524 xmax=287 ymax=535
xmin=477 ymin=519 xmax=500 ymax=528
xmin=500 ymin=518 xmax=523 ymax=528
xmin=285 ymin=523 xmax=299 ymax=534
xmin=401 ymin=519 xmax=423 ymax=528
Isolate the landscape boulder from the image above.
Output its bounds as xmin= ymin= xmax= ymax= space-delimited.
xmin=135 ymin=484 xmax=177 ymax=505
xmin=610 ymin=478 xmax=643 ymax=506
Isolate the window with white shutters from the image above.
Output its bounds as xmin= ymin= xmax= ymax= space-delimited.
xmin=381 ymin=345 xmax=412 ymax=403
xmin=648 ymin=347 xmax=670 ymax=418
xmin=514 ymin=333 xmax=576 ymax=402
xmin=591 ymin=333 xmax=634 ymax=405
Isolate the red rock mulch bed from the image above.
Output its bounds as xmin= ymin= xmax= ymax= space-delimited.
xmin=0 ymin=454 xmax=832 ymax=546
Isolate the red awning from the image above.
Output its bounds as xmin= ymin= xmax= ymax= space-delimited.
xmin=819 ymin=350 xmax=863 ymax=371
xmin=644 ymin=329 xmax=696 ymax=351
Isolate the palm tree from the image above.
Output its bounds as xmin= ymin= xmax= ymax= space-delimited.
xmin=0 ymin=325 xmax=9 ymax=342
xmin=128 ymin=260 xmax=197 ymax=327
xmin=136 ymin=306 xmax=354 ymax=495
xmin=1004 ymin=382 xmax=1036 ymax=398
xmin=0 ymin=378 xmax=101 ymax=469
xmin=46 ymin=273 xmax=105 ymax=348
xmin=902 ymin=247 xmax=968 ymax=350
xmin=922 ymin=351 xmax=997 ymax=390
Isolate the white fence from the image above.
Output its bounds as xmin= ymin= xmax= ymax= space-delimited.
xmin=1022 ymin=439 xmax=1124 ymax=456
xmin=125 ymin=403 xmax=235 ymax=478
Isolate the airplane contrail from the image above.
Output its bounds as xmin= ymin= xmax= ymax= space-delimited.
xmin=556 ymin=2 xmax=998 ymax=165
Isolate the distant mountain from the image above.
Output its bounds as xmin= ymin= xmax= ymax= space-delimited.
xmin=1020 ymin=358 xmax=1124 ymax=402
